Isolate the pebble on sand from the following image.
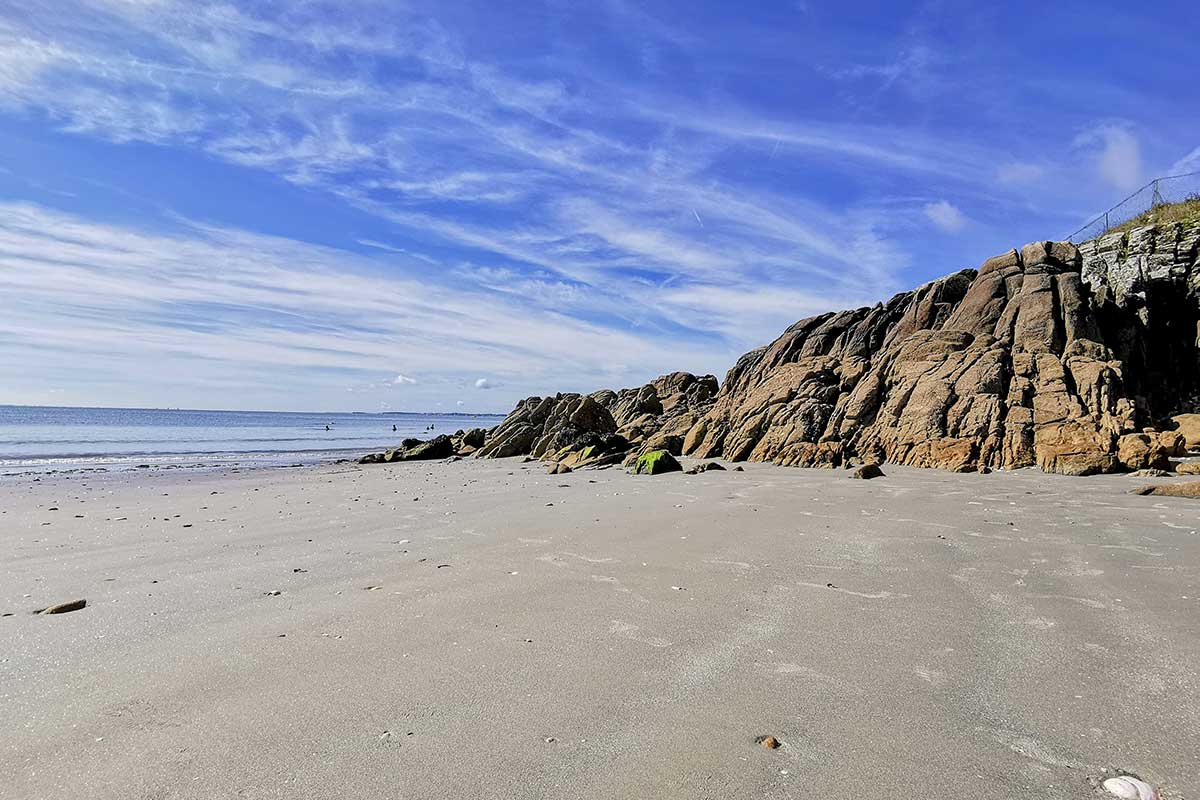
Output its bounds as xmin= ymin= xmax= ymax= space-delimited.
xmin=755 ymin=735 xmax=781 ymax=750
xmin=39 ymin=599 xmax=87 ymax=615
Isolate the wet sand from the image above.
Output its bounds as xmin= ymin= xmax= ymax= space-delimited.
xmin=1 ymin=458 xmax=1198 ymax=799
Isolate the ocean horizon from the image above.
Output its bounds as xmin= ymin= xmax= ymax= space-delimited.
xmin=0 ymin=405 xmax=504 ymax=474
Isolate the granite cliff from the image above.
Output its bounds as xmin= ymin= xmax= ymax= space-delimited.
xmin=478 ymin=216 xmax=1200 ymax=475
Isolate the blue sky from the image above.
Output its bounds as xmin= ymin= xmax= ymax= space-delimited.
xmin=1 ymin=0 xmax=1197 ymax=413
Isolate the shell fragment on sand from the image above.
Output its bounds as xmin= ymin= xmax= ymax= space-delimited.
xmin=1102 ymin=775 xmax=1158 ymax=800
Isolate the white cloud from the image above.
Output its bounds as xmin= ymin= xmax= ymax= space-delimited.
xmin=0 ymin=202 xmax=728 ymax=409
xmin=922 ymin=200 xmax=968 ymax=233
xmin=1076 ymin=125 xmax=1142 ymax=191
xmin=0 ymin=0 xmax=924 ymax=309
xmin=393 ymin=374 xmax=416 ymax=385
xmin=0 ymin=1 xmax=1008 ymax=410
xmin=474 ymin=378 xmax=493 ymax=389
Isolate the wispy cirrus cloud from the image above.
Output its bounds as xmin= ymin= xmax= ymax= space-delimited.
xmin=0 ymin=202 xmax=727 ymax=410
xmin=0 ymin=1 xmax=1195 ymax=410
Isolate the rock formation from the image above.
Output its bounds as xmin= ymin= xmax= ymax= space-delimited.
xmin=476 ymin=372 xmax=718 ymax=468
xmin=476 ymin=215 xmax=1200 ymax=476
xmin=593 ymin=371 xmax=718 ymax=455
xmin=359 ymin=428 xmax=486 ymax=464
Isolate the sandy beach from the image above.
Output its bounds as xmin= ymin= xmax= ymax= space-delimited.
xmin=2 ymin=458 xmax=1198 ymax=799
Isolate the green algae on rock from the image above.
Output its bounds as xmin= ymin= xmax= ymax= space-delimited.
xmin=631 ymin=450 xmax=682 ymax=475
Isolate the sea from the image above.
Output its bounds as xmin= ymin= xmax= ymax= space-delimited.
xmin=0 ymin=405 xmax=505 ymax=475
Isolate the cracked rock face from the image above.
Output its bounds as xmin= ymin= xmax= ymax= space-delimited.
xmin=478 ymin=373 xmax=718 ymax=464
xmin=683 ymin=228 xmax=1197 ymax=475
xmin=482 ymin=221 xmax=1199 ymax=475
xmin=475 ymin=393 xmax=618 ymax=460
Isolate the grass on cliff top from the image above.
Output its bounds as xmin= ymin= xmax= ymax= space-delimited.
xmin=1108 ymin=195 xmax=1200 ymax=235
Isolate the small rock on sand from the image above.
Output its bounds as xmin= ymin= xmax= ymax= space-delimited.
xmin=755 ymin=735 xmax=781 ymax=750
xmin=852 ymin=464 xmax=885 ymax=479
xmin=40 ymin=599 xmax=86 ymax=615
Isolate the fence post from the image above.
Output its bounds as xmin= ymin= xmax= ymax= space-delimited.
xmin=1151 ymin=178 xmax=1163 ymax=208
xmin=1104 ymin=211 xmax=1109 ymax=232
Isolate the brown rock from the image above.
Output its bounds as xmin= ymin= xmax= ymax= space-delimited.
xmin=755 ymin=735 xmax=781 ymax=750
xmin=1035 ymin=422 xmax=1118 ymax=476
xmin=479 ymin=221 xmax=1200 ymax=477
xmin=1117 ymin=432 xmax=1172 ymax=471
xmin=40 ymin=599 xmax=86 ymax=615
xmin=1171 ymin=414 xmax=1200 ymax=450
xmin=852 ymin=463 xmax=884 ymax=479
xmin=1132 ymin=482 xmax=1200 ymax=498
xmin=1176 ymin=462 xmax=1200 ymax=475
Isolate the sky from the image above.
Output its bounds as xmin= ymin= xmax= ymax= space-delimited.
xmin=1 ymin=0 xmax=1198 ymax=413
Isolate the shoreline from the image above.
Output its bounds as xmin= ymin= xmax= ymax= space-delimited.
xmin=0 ymin=447 xmax=368 ymax=478
xmin=3 ymin=457 xmax=1197 ymax=798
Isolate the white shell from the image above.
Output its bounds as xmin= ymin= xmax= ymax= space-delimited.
xmin=1102 ymin=776 xmax=1158 ymax=800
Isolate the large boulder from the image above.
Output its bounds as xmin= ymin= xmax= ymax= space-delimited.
xmin=1117 ymin=431 xmax=1185 ymax=471
xmin=1171 ymin=414 xmax=1200 ymax=450
xmin=401 ymin=435 xmax=454 ymax=460
xmin=630 ymin=450 xmax=682 ymax=475
xmin=359 ymin=434 xmax=454 ymax=464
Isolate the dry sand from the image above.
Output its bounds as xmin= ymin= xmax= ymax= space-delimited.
xmin=2 ymin=458 xmax=1198 ymax=799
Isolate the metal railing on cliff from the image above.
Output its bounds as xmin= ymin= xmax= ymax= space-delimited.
xmin=1066 ymin=170 xmax=1200 ymax=242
